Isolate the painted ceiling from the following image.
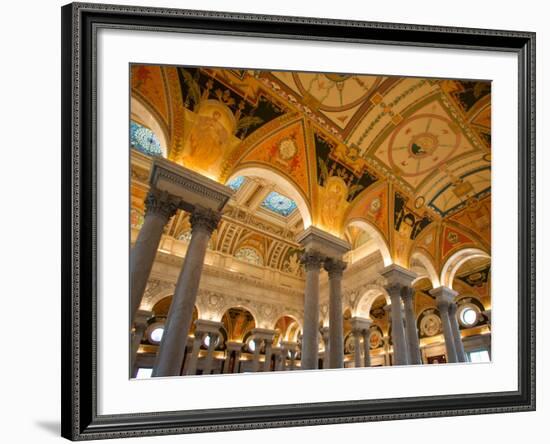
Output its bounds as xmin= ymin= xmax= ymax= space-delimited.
xmin=130 ymin=64 xmax=491 ymax=272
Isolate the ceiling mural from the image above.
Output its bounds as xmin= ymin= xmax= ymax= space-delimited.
xmin=131 ymin=65 xmax=169 ymax=127
xmin=130 ymin=65 xmax=491 ymax=266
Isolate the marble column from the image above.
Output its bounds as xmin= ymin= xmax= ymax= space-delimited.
xmin=362 ymin=328 xmax=372 ymax=368
xmin=325 ymin=258 xmax=347 ymax=369
xmin=431 ymin=287 xmax=458 ymax=363
xmin=263 ymin=339 xmax=274 ymax=372
xmin=130 ymin=310 xmax=152 ymax=376
xmin=449 ymin=302 xmax=467 ymax=362
xmin=181 ymin=336 xmax=195 ymax=375
xmin=351 ymin=317 xmax=371 ymax=369
xmin=185 ymin=330 xmax=205 ymax=376
xmin=153 ymin=207 xmax=221 ymax=377
xmin=203 ymin=332 xmax=219 ymax=375
xmin=279 ymin=343 xmax=288 ymax=371
xmin=320 ymin=326 xmax=330 ymax=368
xmin=352 ymin=327 xmax=362 ymax=368
xmin=250 ymin=337 xmax=263 ymax=373
xmin=130 ymin=190 xmax=179 ymax=323
xmin=401 ymin=287 xmax=422 ymax=365
xmin=297 ymin=227 xmax=350 ymax=370
xmin=381 ymin=265 xmax=417 ymax=366
xmin=385 ymin=293 xmax=409 ymax=365
xmin=223 ymin=342 xmax=243 ymax=374
xmin=284 ymin=342 xmax=298 ymax=370
xmin=299 ymin=251 xmax=323 ymax=370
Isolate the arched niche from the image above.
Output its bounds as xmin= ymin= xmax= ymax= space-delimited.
xmin=353 ymin=285 xmax=390 ymax=318
xmin=226 ymin=166 xmax=312 ymax=229
xmin=130 ymin=95 xmax=169 ymax=157
xmin=345 ymin=218 xmax=392 ymax=266
xmin=149 ymin=296 xmax=199 ymax=335
xmin=440 ymin=247 xmax=490 ymax=289
xmin=220 ymin=306 xmax=257 ymax=342
xmin=273 ymin=315 xmax=302 ymax=344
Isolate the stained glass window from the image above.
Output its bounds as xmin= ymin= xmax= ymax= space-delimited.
xmin=227 ymin=176 xmax=245 ymax=191
xmin=261 ymin=191 xmax=297 ymax=217
xmin=130 ymin=120 xmax=163 ymax=157
xmin=235 ymin=247 xmax=264 ymax=266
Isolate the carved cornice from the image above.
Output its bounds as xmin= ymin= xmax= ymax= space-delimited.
xmin=149 ymin=157 xmax=233 ymax=212
xmin=155 ymin=251 xmax=304 ymax=298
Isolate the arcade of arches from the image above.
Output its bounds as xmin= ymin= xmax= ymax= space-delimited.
xmin=130 ymin=65 xmax=492 ymax=378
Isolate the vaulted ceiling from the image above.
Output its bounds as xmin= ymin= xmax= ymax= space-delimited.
xmin=130 ymin=64 xmax=491 ymax=274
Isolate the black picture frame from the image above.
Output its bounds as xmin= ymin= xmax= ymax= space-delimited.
xmin=61 ymin=2 xmax=536 ymax=440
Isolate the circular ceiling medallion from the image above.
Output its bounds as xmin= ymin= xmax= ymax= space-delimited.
xmin=293 ymin=72 xmax=381 ymax=112
xmin=409 ymin=133 xmax=439 ymax=158
xmin=278 ymin=138 xmax=298 ymax=160
xmin=387 ymin=114 xmax=461 ymax=177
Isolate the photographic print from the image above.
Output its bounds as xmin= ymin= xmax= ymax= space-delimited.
xmin=62 ymin=4 xmax=535 ymax=438
xmin=129 ymin=65 xmax=492 ymax=378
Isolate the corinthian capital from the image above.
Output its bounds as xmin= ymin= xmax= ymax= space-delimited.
xmin=190 ymin=206 xmax=222 ymax=235
xmin=324 ymin=258 xmax=347 ymax=278
xmin=300 ymin=250 xmax=324 ymax=271
xmin=144 ymin=189 xmax=180 ymax=221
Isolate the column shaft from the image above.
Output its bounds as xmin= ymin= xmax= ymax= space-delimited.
xmin=300 ymin=252 xmax=323 ymax=370
xmin=185 ymin=333 xmax=204 ymax=376
xmin=130 ymin=191 xmax=178 ymax=323
xmin=222 ymin=351 xmax=233 ymax=374
xmin=439 ymin=305 xmax=458 ymax=363
xmin=153 ymin=208 xmax=220 ymax=377
xmin=203 ymin=333 xmax=217 ymax=375
xmin=263 ymin=342 xmax=273 ymax=372
xmin=449 ymin=304 xmax=467 ymax=362
xmin=402 ymin=288 xmax=422 ymax=365
xmin=353 ymin=330 xmax=362 ymax=368
xmin=325 ymin=259 xmax=346 ymax=369
xmin=251 ymin=338 xmax=262 ymax=372
xmin=362 ymin=330 xmax=371 ymax=367
xmin=387 ymin=287 xmax=409 ymax=365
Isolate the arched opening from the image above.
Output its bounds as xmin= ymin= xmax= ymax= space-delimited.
xmin=149 ymin=296 xmax=199 ymax=340
xmin=353 ymin=286 xmax=390 ymax=318
xmin=220 ymin=307 xmax=257 ymax=343
xmin=273 ymin=315 xmax=302 ymax=345
xmin=130 ymin=96 xmax=169 ymax=157
xmin=440 ymin=248 xmax=490 ymax=289
xmin=226 ymin=167 xmax=312 ymax=229
xmin=410 ymin=251 xmax=440 ymax=288
xmin=345 ymin=219 xmax=392 ymax=266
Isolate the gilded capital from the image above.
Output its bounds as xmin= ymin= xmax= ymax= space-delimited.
xmin=190 ymin=206 xmax=222 ymax=235
xmin=300 ymin=250 xmax=324 ymax=271
xmin=144 ymin=189 xmax=180 ymax=221
xmin=324 ymin=258 xmax=347 ymax=278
